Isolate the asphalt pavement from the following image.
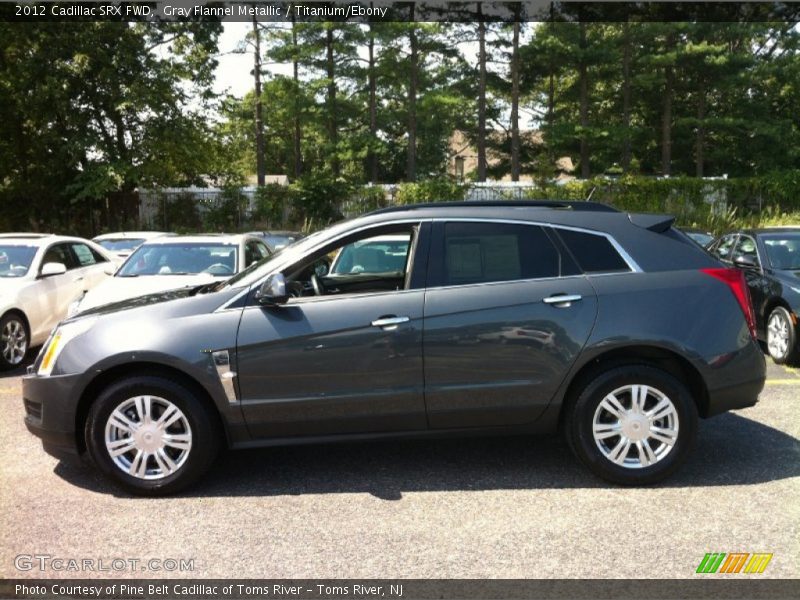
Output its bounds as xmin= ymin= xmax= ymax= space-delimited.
xmin=1 ymin=359 xmax=798 ymax=579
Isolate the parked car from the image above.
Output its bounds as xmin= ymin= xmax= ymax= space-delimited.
xmin=708 ymin=227 xmax=800 ymax=364
xmin=92 ymin=231 xmax=172 ymax=260
xmin=249 ymin=230 xmax=305 ymax=252
xmin=70 ymin=233 xmax=272 ymax=314
xmin=23 ymin=201 xmax=765 ymax=494
xmin=680 ymin=228 xmax=715 ymax=248
xmin=0 ymin=233 xmax=116 ymax=370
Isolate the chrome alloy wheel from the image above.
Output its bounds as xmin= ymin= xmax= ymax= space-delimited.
xmin=767 ymin=313 xmax=790 ymax=359
xmin=592 ymin=384 xmax=679 ymax=469
xmin=104 ymin=396 xmax=192 ymax=480
xmin=1 ymin=318 xmax=27 ymax=365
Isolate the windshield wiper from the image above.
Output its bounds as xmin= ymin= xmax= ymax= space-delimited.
xmin=117 ymin=273 xmax=139 ymax=278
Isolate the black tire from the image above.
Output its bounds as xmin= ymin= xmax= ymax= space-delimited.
xmin=0 ymin=312 xmax=29 ymax=371
xmin=565 ymin=365 xmax=698 ymax=486
xmin=85 ymin=375 xmax=220 ymax=496
xmin=766 ymin=306 xmax=800 ymax=366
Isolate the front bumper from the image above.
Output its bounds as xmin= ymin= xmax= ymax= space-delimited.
xmin=22 ymin=373 xmax=84 ymax=463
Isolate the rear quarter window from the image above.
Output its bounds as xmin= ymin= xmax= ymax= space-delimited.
xmin=556 ymin=229 xmax=630 ymax=273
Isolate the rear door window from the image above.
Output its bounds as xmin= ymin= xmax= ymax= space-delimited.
xmin=555 ymin=229 xmax=630 ymax=273
xmin=434 ymin=222 xmax=560 ymax=286
xmin=71 ymin=243 xmax=99 ymax=267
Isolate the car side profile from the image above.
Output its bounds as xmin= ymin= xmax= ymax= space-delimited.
xmin=708 ymin=227 xmax=800 ymax=365
xmin=22 ymin=202 xmax=765 ymax=495
xmin=0 ymin=234 xmax=116 ymax=370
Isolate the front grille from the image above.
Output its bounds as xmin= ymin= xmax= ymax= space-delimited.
xmin=23 ymin=399 xmax=42 ymax=420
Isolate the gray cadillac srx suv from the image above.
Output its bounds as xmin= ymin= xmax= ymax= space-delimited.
xmin=23 ymin=201 xmax=766 ymax=495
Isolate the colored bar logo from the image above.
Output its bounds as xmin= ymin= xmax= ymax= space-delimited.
xmin=696 ymin=553 xmax=773 ymax=574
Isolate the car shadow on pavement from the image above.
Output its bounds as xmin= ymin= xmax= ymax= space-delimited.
xmin=53 ymin=412 xmax=799 ymax=499
xmin=0 ymin=365 xmax=27 ymax=379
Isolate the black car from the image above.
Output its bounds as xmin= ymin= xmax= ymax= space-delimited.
xmin=23 ymin=201 xmax=765 ymax=495
xmin=708 ymin=227 xmax=800 ymax=365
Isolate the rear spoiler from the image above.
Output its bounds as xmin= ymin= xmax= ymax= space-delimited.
xmin=628 ymin=213 xmax=676 ymax=233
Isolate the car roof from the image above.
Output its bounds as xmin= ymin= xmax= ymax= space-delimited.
xmin=139 ymin=234 xmax=247 ymax=245
xmin=0 ymin=233 xmax=103 ymax=247
xmin=93 ymin=231 xmax=172 ymax=241
xmin=729 ymin=227 xmax=800 ymax=236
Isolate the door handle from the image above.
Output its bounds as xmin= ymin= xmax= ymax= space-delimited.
xmin=73 ymin=276 xmax=84 ymax=283
xmin=543 ymin=294 xmax=582 ymax=307
xmin=371 ymin=316 xmax=410 ymax=330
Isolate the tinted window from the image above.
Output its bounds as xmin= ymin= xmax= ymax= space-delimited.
xmin=42 ymin=243 xmax=76 ymax=270
xmin=556 ymin=229 xmax=630 ymax=273
xmin=712 ymin=234 xmax=737 ymax=262
xmin=71 ymin=243 xmax=98 ymax=267
xmin=732 ymin=235 xmax=759 ymax=266
xmin=441 ymin=223 xmax=559 ymax=286
xmin=762 ymin=233 xmax=800 ymax=270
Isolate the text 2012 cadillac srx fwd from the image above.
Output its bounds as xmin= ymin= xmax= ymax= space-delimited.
xmin=23 ymin=201 xmax=766 ymax=495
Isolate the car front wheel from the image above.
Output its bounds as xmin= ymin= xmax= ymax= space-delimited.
xmin=566 ymin=365 xmax=697 ymax=485
xmin=85 ymin=375 xmax=220 ymax=496
xmin=0 ymin=312 xmax=29 ymax=371
xmin=766 ymin=306 xmax=799 ymax=366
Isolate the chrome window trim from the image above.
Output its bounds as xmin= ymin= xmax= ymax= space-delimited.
xmin=432 ymin=217 xmax=643 ymax=274
xmin=215 ymin=216 xmax=642 ymax=311
xmin=214 ymin=218 xmax=428 ymax=312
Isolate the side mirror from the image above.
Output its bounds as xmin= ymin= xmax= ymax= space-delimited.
xmin=40 ymin=262 xmax=67 ymax=277
xmin=734 ymin=255 xmax=758 ymax=269
xmin=103 ymin=264 xmax=117 ymax=276
xmin=256 ymin=273 xmax=289 ymax=306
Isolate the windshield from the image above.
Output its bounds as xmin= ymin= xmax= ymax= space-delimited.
xmin=97 ymin=238 xmax=145 ymax=253
xmin=0 ymin=245 xmax=37 ymax=278
xmin=762 ymin=233 xmax=800 ymax=270
xmin=118 ymin=243 xmax=238 ymax=277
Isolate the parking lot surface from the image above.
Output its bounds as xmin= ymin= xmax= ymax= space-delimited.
xmin=1 ymin=360 xmax=798 ymax=579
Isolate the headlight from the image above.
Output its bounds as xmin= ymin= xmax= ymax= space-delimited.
xmin=37 ymin=317 xmax=97 ymax=376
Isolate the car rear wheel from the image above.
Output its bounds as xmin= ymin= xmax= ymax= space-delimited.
xmin=85 ymin=375 xmax=220 ymax=496
xmin=565 ymin=365 xmax=697 ymax=485
xmin=0 ymin=312 xmax=29 ymax=371
xmin=766 ymin=306 xmax=799 ymax=365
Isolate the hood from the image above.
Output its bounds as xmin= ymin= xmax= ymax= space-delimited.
xmin=77 ymin=274 xmax=221 ymax=312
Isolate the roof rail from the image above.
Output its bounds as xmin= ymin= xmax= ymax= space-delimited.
xmin=368 ymin=200 xmax=619 ymax=215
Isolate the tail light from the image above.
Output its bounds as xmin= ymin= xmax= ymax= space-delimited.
xmin=701 ymin=267 xmax=757 ymax=340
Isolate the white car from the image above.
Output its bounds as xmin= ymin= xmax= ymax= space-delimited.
xmin=92 ymin=231 xmax=172 ymax=260
xmin=71 ymin=234 xmax=272 ymax=314
xmin=0 ymin=234 xmax=117 ymax=369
